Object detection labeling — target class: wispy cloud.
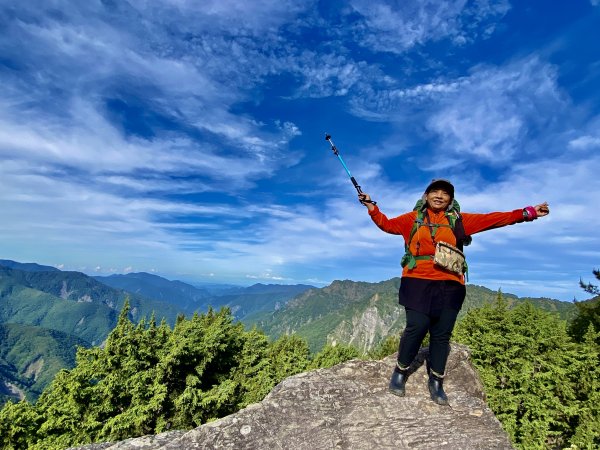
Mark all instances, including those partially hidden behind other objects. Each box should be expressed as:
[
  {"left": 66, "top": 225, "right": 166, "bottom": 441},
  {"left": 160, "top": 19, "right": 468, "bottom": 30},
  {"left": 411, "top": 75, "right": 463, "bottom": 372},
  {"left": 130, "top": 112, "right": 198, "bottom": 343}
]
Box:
[
  {"left": 349, "top": 56, "right": 569, "bottom": 168},
  {"left": 568, "top": 135, "right": 600, "bottom": 150},
  {"left": 346, "top": 0, "right": 510, "bottom": 53},
  {"left": 426, "top": 58, "right": 568, "bottom": 164}
]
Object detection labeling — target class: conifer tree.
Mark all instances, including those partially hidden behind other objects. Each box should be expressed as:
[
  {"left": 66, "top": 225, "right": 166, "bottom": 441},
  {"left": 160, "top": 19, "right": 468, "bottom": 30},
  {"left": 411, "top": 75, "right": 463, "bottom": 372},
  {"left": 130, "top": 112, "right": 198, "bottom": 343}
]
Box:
[
  {"left": 454, "top": 296, "right": 578, "bottom": 449},
  {"left": 228, "top": 327, "right": 273, "bottom": 408},
  {"left": 97, "top": 315, "right": 169, "bottom": 440},
  {"left": 568, "top": 325, "right": 600, "bottom": 448},
  {"left": 567, "top": 265, "right": 600, "bottom": 448},
  {"left": 579, "top": 268, "right": 600, "bottom": 296},
  {"left": 309, "top": 343, "right": 360, "bottom": 369},
  {"left": 160, "top": 307, "right": 247, "bottom": 429},
  {"left": 0, "top": 400, "right": 41, "bottom": 449},
  {"left": 27, "top": 299, "right": 172, "bottom": 446},
  {"left": 266, "top": 334, "right": 311, "bottom": 383},
  {"left": 367, "top": 335, "right": 399, "bottom": 360},
  {"left": 569, "top": 269, "right": 600, "bottom": 344}
]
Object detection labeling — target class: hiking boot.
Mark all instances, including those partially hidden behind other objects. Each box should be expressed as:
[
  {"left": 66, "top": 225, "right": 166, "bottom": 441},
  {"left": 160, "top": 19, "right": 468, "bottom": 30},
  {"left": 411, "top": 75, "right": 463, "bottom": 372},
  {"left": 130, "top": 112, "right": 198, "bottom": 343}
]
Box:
[
  {"left": 428, "top": 372, "right": 449, "bottom": 406},
  {"left": 389, "top": 366, "right": 409, "bottom": 397}
]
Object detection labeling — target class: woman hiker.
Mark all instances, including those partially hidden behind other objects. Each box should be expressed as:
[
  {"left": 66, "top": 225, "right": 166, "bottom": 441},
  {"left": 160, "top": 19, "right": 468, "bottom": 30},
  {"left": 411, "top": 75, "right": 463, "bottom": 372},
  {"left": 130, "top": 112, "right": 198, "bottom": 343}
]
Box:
[{"left": 358, "top": 179, "right": 550, "bottom": 405}]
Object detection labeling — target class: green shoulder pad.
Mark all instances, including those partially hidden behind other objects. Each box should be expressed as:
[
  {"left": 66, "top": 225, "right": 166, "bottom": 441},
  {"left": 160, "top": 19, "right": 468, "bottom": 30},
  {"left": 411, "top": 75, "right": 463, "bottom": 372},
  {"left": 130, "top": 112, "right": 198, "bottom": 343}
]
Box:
[
  {"left": 448, "top": 199, "right": 461, "bottom": 212},
  {"left": 413, "top": 198, "right": 425, "bottom": 211}
]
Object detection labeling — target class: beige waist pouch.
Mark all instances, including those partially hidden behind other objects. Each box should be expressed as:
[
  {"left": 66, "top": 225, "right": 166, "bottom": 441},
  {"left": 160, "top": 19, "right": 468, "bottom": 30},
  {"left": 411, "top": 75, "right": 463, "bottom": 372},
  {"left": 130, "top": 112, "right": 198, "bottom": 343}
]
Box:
[{"left": 433, "top": 241, "right": 466, "bottom": 275}]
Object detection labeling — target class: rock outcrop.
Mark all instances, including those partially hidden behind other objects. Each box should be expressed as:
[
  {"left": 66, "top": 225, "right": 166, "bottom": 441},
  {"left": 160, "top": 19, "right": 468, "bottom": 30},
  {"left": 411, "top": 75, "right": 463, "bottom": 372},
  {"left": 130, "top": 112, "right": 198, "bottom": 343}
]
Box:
[{"left": 70, "top": 344, "right": 514, "bottom": 449}]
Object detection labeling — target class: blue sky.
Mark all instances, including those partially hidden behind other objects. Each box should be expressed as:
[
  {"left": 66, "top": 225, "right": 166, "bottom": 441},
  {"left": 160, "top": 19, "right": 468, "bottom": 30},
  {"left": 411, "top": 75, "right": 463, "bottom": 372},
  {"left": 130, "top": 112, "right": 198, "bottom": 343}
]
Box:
[{"left": 1, "top": 1, "right": 599, "bottom": 301}]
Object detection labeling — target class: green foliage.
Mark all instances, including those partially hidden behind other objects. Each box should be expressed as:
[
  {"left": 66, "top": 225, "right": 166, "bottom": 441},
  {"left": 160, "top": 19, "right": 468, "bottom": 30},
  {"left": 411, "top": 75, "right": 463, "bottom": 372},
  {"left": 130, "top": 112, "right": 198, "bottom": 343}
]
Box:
[
  {"left": 0, "top": 400, "right": 41, "bottom": 450},
  {"left": 568, "top": 297, "right": 600, "bottom": 345},
  {"left": 454, "top": 293, "right": 599, "bottom": 449},
  {"left": 0, "top": 323, "right": 88, "bottom": 403},
  {"left": 163, "top": 307, "right": 247, "bottom": 429},
  {"left": 267, "top": 334, "right": 311, "bottom": 382},
  {"left": 309, "top": 344, "right": 360, "bottom": 370},
  {"left": 228, "top": 327, "right": 272, "bottom": 407},
  {"left": 0, "top": 303, "right": 321, "bottom": 449},
  {"left": 579, "top": 269, "right": 600, "bottom": 296},
  {"left": 567, "top": 326, "right": 600, "bottom": 448},
  {"left": 568, "top": 269, "right": 600, "bottom": 345},
  {"left": 366, "top": 335, "right": 399, "bottom": 360}
]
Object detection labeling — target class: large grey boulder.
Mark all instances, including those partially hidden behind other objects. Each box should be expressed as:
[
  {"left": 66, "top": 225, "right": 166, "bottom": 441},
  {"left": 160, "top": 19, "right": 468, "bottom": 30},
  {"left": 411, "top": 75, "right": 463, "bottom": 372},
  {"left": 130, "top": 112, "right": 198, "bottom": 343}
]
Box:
[{"left": 71, "top": 343, "right": 513, "bottom": 449}]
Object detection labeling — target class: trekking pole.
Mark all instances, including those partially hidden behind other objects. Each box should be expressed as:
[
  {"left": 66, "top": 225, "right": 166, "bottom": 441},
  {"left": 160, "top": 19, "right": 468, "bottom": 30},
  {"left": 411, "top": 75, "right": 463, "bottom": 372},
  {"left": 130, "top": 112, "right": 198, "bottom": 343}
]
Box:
[{"left": 325, "top": 133, "right": 376, "bottom": 204}]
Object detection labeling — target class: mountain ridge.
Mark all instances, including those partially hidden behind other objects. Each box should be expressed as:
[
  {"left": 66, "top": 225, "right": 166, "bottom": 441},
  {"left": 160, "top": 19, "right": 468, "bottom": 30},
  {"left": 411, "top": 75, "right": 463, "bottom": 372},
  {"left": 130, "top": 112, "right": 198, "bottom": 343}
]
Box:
[
  {"left": 0, "top": 259, "right": 578, "bottom": 405},
  {"left": 0, "top": 262, "right": 187, "bottom": 403},
  {"left": 94, "top": 272, "right": 213, "bottom": 312},
  {"left": 253, "top": 277, "right": 576, "bottom": 353}
]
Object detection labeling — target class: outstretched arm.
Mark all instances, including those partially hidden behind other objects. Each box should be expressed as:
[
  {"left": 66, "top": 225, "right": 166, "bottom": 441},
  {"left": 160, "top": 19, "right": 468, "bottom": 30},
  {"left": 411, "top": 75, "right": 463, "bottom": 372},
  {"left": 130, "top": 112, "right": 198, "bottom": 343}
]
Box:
[{"left": 462, "top": 202, "right": 550, "bottom": 235}]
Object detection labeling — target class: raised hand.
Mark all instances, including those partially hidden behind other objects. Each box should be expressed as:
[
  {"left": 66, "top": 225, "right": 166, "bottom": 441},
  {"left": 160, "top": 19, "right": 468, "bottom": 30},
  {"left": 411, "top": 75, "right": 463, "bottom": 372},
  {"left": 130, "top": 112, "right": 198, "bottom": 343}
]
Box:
[{"left": 534, "top": 202, "right": 550, "bottom": 217}]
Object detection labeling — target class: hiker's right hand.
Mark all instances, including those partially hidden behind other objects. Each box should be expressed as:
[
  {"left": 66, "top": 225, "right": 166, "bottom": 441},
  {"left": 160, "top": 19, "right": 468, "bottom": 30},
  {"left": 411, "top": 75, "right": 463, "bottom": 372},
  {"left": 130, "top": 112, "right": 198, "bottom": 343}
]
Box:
[{"left": 358, "top": 193, "right": 375, "bottom": 211}]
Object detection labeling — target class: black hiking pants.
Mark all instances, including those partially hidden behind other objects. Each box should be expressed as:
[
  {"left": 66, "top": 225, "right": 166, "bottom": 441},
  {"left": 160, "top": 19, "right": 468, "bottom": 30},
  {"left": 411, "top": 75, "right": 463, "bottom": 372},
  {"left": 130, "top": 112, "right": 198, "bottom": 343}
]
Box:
[{"left": 397, "top": 307, "right": 460, "bottom": 376}]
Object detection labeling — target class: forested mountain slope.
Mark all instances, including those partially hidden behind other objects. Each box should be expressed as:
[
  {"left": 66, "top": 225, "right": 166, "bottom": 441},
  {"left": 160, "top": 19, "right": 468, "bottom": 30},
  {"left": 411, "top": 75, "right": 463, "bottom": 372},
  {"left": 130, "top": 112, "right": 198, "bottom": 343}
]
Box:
[
  {"left": 252, "top": 278, "right": 577, "bottom": 352},
  {"left": 0, "top": 323, "right": 88, "bottom": 403}
]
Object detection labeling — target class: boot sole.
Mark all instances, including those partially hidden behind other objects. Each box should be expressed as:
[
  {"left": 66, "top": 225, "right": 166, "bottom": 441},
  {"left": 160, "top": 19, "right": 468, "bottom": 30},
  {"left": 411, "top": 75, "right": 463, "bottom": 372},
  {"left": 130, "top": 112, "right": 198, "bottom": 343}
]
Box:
[
  {"left": 388, "top": 386, "right": 406, "bottom": 397},
  {"left": 429, "top": 395, "right": 449, "bottom": 405}
]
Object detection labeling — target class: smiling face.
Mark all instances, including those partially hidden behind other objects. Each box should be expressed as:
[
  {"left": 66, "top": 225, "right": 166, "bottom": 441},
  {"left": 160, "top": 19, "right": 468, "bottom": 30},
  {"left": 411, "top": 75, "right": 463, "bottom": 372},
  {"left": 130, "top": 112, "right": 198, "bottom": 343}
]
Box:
[{"left": 426, "top": 189, "right": 452, "bottom": 212}]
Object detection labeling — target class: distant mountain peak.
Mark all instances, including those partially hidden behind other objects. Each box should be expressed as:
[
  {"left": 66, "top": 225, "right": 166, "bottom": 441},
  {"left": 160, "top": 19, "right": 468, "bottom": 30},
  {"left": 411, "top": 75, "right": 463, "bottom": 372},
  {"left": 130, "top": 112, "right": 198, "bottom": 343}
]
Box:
[{"left": 0, "top": 259, "right": 60, "bottom": 272}]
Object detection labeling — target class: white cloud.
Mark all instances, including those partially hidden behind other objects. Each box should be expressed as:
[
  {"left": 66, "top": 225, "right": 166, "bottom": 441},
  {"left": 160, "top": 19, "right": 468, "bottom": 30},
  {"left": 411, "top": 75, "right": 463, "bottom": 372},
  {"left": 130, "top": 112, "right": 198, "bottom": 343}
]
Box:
[
  {"left": 0, "top": 160, "right": 251, "bottom": 251},
  {"left": 349, "top": 0, "right": 467, "bottom": 52},
  {"left": 294, "top": 56, "right": 372, "bottom": 98},
  {"left": 568, "top": 135, "right": 600, "bottom": 150},
  {"left": 0, "top": 101, "right": 280, "bottom": 191},
  {"left": 128, "top": 0, "right": 312, "bottom": 33},
  {"left": 419, "top": 58, "right": 565, "bottom": 165},
  {"left": 347, "top": 0, "right": 510, "bottom": 53},
  {"left": 348, "top": 56, "right": 569, "bottom": 168},
  {"left": 0, "top": 1, "right": 304, "bottom": 186}
]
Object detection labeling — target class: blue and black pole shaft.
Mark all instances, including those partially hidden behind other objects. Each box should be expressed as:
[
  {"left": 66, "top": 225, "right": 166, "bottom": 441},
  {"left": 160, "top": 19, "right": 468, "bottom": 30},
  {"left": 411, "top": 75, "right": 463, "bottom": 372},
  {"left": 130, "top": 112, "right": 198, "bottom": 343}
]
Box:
[{"left": 325, "top": 133, "right": 376, "bottom": 205}]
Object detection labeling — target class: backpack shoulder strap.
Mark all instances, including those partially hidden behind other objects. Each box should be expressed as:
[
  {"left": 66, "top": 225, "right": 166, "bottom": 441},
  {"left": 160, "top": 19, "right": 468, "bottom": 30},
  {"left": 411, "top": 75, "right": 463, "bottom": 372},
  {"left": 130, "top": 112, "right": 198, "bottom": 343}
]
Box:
[
  {"left": 445, "top": 199, "right": 472, "bottom": 250},
  {"left": 405, "top": 198, "right": 429, "bottom": 247},
  {"left": 401, "top": 202, "right": 427, "bottom": 269},
  {"left": 445, "top": 212, "right": 472, "bottom": 251}
]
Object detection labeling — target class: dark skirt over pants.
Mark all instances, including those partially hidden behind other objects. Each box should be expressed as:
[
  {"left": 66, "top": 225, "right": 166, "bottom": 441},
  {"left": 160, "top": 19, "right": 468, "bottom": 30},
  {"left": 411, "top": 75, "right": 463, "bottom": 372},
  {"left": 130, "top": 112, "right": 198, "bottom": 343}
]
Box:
[{"left": 396, "top": 277, "right": 466, "bottom": 375}]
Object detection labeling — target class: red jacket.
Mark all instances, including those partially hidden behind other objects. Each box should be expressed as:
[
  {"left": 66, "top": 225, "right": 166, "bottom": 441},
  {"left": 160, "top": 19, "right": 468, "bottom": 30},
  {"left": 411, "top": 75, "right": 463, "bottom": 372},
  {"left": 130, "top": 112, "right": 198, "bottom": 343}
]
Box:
[{"left": 368, "top": 205, "right": 525, "bottom": 284}]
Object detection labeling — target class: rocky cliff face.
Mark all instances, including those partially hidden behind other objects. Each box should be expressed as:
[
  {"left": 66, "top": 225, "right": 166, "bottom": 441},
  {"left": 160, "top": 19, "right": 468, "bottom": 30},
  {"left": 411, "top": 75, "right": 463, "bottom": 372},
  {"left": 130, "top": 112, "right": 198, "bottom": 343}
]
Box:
[
  {"left": 70, "top": 344, "right": 514, "bottom": 450},
  {"left": 330, "top": 293, "right": 403, "bottom": 352}
]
